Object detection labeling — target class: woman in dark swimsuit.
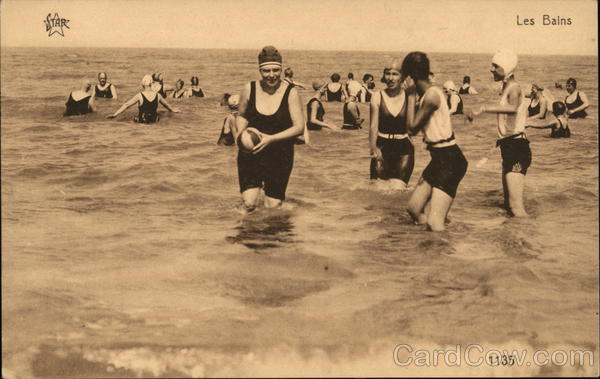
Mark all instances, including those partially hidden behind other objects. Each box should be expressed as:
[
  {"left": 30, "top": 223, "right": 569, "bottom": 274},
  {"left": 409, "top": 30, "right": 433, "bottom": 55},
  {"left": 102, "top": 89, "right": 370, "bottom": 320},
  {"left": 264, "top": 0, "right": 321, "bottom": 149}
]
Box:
[
  {"left": 325, "top": 73, "right": 345, "bottom": 102},
  {"left": 188, "top": 76, "right": 205, "bottom": 98},
  {"left": 107, "top": 75, "right": 179, "bottom": 123},
  {"left": 526, "top": 84, "right": 548, "bottom": 121},
  {"left": 369, "top": 59, "right": 414, "bottom": 187},
  {"left": 234, "top": 46, "right": 305, "bottom": 211},
  {"left": 564, "top": 78, "right": 589, "bottom": 119},
  {"left": 172, "top": 79, "right": 188, "bottom": 99},
  {"left": 64, "top": 80, "right": 95, "bottom": 116},
  {"left": 306, "top": 79, "right": 337, "bottom": 130}
]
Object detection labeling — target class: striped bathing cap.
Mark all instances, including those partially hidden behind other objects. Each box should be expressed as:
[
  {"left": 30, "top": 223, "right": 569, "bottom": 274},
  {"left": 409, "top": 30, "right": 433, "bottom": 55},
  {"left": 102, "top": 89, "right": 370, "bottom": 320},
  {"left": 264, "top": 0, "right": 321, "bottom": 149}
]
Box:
[{"left": 258, "top": 46, "right": 282, "bottom": 68}]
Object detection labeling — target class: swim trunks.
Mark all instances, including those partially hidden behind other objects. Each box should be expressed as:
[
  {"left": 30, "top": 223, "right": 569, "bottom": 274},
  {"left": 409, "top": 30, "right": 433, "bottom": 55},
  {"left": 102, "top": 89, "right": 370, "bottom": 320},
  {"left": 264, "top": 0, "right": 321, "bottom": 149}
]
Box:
[
  {"left": 497, "top": 135, "right": 531, "bottom": 175},
  {"left": 422, "top": 144, "right": 468, "bottom": 198}
]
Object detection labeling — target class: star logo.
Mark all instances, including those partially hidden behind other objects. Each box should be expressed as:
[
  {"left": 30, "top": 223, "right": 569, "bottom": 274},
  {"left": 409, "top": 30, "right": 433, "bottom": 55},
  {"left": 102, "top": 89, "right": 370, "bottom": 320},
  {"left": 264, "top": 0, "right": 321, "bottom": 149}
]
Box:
[{"left": 44, "top": 13, "right": 70, "bottom": 37}]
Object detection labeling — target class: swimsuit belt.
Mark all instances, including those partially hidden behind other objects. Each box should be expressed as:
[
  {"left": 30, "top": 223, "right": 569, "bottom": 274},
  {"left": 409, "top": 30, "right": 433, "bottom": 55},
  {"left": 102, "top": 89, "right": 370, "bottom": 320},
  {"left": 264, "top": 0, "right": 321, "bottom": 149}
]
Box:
[
  {"left": 378, "top": 132, "right": 409, "bottom": 140},
  {"left": 496, "top": 132, "right": 526, "bottom": 147},
  {"left": 425, "top": 132, "right": 455, "bottom": 147}
]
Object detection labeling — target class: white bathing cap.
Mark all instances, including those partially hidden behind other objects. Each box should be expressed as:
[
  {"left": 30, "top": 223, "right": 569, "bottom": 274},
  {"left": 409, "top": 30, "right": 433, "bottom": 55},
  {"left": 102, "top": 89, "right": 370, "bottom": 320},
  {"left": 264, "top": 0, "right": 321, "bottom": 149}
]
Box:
[
  {"left": 443, "top": 80, "right": 456, "bottom": 91},
  {"left": 141, "top": 74, "right": 153, "bottom": 86},
  {"left": 492, "top": 49, "right": 518, "bottom": 80}
]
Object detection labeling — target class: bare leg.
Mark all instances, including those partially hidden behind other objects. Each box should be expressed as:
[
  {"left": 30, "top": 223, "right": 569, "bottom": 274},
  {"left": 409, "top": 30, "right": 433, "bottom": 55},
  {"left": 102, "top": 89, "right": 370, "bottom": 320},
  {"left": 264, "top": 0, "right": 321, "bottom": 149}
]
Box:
[
  {"left": 502, "top": 172, "right": 509, "bottom": 210},
  {"left": 397, "top": 153, "right": 415, "bottom": 185},
  {"left": 264, "top": 195, "right": 283, "bottom": 208},
  {"left": 427, "top": 188, "right": 454, "bottom": 231},
  {"left": 241, "top": 188, "right": 261, "bottom": 213},
  {"left": 504, "top": 172, "right": 528, "bottom": 217},
  {"left": 407, "top": 177, "right": 432, "bottom": 224}
]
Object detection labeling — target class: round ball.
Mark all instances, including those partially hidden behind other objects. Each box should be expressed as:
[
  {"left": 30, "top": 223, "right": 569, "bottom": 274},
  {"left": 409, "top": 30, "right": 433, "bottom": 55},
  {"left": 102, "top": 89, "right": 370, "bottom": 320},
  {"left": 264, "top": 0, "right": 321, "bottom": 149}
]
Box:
[{"left": 239, "top": 129, "right": 261, "bottom": 151}]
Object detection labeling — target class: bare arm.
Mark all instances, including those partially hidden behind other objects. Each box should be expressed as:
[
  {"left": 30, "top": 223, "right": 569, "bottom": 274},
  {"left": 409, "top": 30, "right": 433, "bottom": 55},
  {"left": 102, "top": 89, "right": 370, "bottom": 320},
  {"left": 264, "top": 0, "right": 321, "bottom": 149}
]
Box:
[
  {"left": 526, "top": 117, "right": 558, "bottom": 129},
  {"left": 449, "top": 94, "right": 459, "bottom": 114},
  {"left": 468, "top": 83, "right": 521, "bottom": 120},
  {"left": 309, "top": 100, "right": 337, "bottom": 129},
  {"left": 110, "top": 84, "right": 118, "bottom": 100},
  {"left": 369, "top": 91, "right": 382, "bottom": 158},
  {"left": 234, "top": 84, "right": 252, "bottom": 144},
  {"left": 88, "top": 89, "right": 96, "bottom": 112},
  {"left": 527, "top": 98, "right": 548, "bottom": 122},
  {"left": 158, "top": 95, "right": 179, "bottom": 112},
  {"left": 568, "top": 91, "right": 589, "bottom": 115},
  {"left": 107, "top": 94, "right": 141, "bottom": 118},
  {"left": 469, "top": 87, "right": 478, "bottom": 95}
]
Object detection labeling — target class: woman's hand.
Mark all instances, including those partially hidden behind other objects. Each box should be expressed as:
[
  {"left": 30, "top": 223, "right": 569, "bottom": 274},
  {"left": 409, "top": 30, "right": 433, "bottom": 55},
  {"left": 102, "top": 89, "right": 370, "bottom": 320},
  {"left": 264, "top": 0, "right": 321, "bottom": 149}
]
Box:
[
  {"left": 250, "top": 129, "right": 271, "bottom": 154},
  {"left": 106, "top": 114, "right": 116, "bottom": 119},
  {"left": 370, "top": 146, "right": 383, "bottom": 161}
]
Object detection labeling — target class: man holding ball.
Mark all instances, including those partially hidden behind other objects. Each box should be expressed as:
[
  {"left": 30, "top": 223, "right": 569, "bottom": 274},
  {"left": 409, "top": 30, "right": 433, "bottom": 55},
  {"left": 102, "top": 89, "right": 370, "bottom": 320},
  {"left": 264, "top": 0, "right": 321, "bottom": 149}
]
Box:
[{"left": 233, "top": 46, "right": 305, "bottom": 212}]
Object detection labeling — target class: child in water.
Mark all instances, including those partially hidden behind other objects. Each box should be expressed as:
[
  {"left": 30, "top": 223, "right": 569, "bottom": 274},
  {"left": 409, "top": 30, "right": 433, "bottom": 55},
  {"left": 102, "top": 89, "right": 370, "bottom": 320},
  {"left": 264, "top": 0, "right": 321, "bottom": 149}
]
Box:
[
  {"left": 217, "top": 95, "right": 240, "bottom": 146},
  {"left": 526, "top": 101, "right": 570, "bottom": 138}
]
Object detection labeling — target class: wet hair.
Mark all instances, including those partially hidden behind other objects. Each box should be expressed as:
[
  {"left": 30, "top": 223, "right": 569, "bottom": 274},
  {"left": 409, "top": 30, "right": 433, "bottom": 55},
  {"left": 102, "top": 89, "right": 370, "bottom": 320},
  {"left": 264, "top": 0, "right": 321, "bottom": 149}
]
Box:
[
  {"left": 401, "top": 52, "right": 430, "bottom": 81},
  {"left": 330, "top": 73, "right": 341, "bottom": 82},
  {"left": 463, "top": 76, "right": 470, "bottom": 83},
  {"left": 348, "top": 73, "right": 354, "bottom": 79},
  {"left": 190, "top": 76, "right": 199, "bottom": 85},
  {"left": 552, "top": 101, "right": 566, "bottom": 116},
  {"left": 566, "top": 78, "right": 577, "bottom": 88},
  {"left": 362, "top": 73, "right": 373, "bottom": 82}
]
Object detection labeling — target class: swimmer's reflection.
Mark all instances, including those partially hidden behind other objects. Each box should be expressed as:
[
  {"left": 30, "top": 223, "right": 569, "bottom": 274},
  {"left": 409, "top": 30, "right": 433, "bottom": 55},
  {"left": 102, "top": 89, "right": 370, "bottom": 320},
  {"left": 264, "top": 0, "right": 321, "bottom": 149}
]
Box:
[{"left": 226, "top": 212, "right": 295, "bottom": 252}]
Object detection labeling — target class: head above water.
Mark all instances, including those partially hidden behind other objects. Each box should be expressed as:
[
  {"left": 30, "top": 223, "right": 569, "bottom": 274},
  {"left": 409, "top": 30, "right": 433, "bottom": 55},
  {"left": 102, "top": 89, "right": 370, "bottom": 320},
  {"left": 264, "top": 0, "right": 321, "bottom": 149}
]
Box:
[
  {"left": 330, "top": 73, "right": 341, "bottom": 82},
  {"left": 348, "top": 72, "right": 354, "bottom": 80},
  {"left": 141, "top": 74, "right": 153, "bottom": 87},
  {"left": 552, "top": 101, "right": 566, "bottom": 116},
  {"left": 566, "top": 78, "right": 577, "bottom": 93},
  {"left": 443, "top": 80, "right": 456, "bottom": 92},
  {"left": 190, "top": 76, "right": 199, "bottom": 86},
  {"left": 463, "top": 76, "right": 470, "bottom": 84},
  {"left": 152, "top": 73, "right": 164, "bottom": 83},
  {"left": 401, "top": 52, "right": 430, "bottom": 81},
  {"left": 227, "top": 94, "right": 240, "bottom": 110},
  {"left": 491, "top": 49, "right": 518, "bottom": 81},
  {"left": 312, "top": 79, "right": 325, "bottom": 91},
  {"left": 362, "top": 73, "right": 374, "bottom": 83},
  {"left": 284, "top": 68, "right": 293, "bottom": 78},
  {"left": 176, "top": 79, "right": 184, "bottom": 90},
  {"left": 98, "top": 72, "right": 107, "bottom": 84}
]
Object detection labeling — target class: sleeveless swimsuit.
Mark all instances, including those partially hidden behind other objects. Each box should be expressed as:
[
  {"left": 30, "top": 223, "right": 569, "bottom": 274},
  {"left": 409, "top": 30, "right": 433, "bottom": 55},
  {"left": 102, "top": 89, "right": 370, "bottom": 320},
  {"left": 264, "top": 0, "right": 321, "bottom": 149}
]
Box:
[
  {"left": 136, "top": 93, "right": 159, "bottom": 124},
  {"left": 237, "top": 81, "right": 295, "bottom": 200},
  {"left": 95, "top": 84, "right": 113, "bottom": 98},
  {"left": 172, "top": 89, "right": 185, "bottom": 99},
  {"left": 306, "top": 97, "right": 325, "bottom": 130},
  {"left": 418, "top": 87, "right": 468, "bottom": 198},
  {"left": 370, "top": 91, "right": 415, "bottom": 182},
  {"left": 458, "top": 85, "right": 469, "bottom": 95},
  {"left": 342, "top": 102, "right": 361, "bottom": 129},
  {"left": 191, "top": 88, "right": 204, "bottom": 97},
  {"left": 64, "top": 93, "right": 92, "bottom": 116},
  {"left": 446, "top": 94, "right": 464, "bottom": 115},
  {"left": 565, "top": 91, "right": 587, "bottom": 119},
  {"left": 217, "top": 114, "right": 235, "bottom": 146},
  {"left": 326, "top": 84, "right": 343, "bottom": 102}
]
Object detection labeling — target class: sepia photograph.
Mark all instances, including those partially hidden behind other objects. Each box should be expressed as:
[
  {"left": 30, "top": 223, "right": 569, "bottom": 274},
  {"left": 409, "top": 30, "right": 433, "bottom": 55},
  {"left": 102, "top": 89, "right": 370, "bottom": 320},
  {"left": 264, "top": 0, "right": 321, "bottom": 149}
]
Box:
[{"left": 1, "top": 0, "right": 598, "bottom": 377}]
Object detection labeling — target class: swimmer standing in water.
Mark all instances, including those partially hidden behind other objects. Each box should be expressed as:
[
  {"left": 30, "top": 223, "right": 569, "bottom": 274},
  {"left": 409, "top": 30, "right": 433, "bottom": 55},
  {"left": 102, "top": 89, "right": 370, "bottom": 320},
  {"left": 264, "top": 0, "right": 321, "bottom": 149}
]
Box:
[
  {"left": 283, "top": 68, "right": 307, "bottom": 89},
  {"left": 526, "top": 101, "right": 571, "bottom": 138},
  {"left": 64, "top": 79, "right": 95, "bottom": 116},
  {"left": 467, "top": 49, "right": 530, "bottom": 217},
  {"left": 234, "top": 46, "right": 305, "bottom": 212},
  {"left": 217, "top": 95, "right": 240, "bottom": 145},
  {"left": 306, "top": 79, "right": 338, "bottom": 130},
  {"left": 442, "top": 81, "right": 464, "bottom": 115},
  {"left": 564, "top": 78, "right": 589, "bottom": 119},
  {"left": 107, "top": 75, "right": 179, "bottom": 123},
  {"left": 369, "top": 59, "right": 414, "bottom": 188},
  {"left": 403, "top": 52, "right": 468, "bottom": 231},
  {"left": 95, "top": 72, "right": 118, "bottom": 99}
]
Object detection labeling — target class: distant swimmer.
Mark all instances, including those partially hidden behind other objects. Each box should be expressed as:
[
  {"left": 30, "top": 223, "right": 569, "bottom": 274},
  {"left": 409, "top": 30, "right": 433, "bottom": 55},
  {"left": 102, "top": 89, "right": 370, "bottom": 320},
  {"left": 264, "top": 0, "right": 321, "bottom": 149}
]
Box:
[
  {"left": 283, "top": 68, "right": 307, "bottom": 89},
  {"left": 458, "top": 76, "right": 478, "bottom": 95},
  {"left": 325, "top": 73, "right": 345, "bottom": 102},
  {"left": 442, "top": 81, "right": 464, "bottom": 115},
  {"left": 306, "top": 79, "right": 338, "bottom": 130},
  {"left": 526, "top": 84, "right": 548, "bottom": 121},
  {"left": 95, "top": 72, "right": 118, "bottom": 99},
  {"left": 64, "top": 79, "right": 95, "bottom": 116},
  {"left": 428, "top": 71, "right": 436, "bottom": 84},
  {"left": 342, "top": 96, "right": 363, "bottom": 129},
  {"left": 467, "top": 49, "right": 530, "bottom": 217},
  {"left": 217, "top": 94, "right": 240, "bottom": 146},
  {"left": 564, "top": 78, "right": 589, "bottom": 119},
  {"left": 234, "top": 46, "right": 305, "bottom": 211},
  {"left": 345, "top": 72, "right": 363, "bottom": 99},
  {"left": 189, "top": 76, "right": 205, "bottom": 98},
  {"left": 526, "top": 101, "right": 571, "bottom": 138},
  {"left": 358, "top": 73, "right": 375, "bottom": 103},
  {"left": 368, "top": 59, "right": 414, "bottom": 187},
  {"left": 107, "top": 74, "right": 179, "bottom": 123},
  {"left": 403, "top": 52, "right": 468, "bottom": 231},
  {"left": 172, "top": 79, "right": 189, "bottom": 99},
  {"left": 220, "top": 93, "right": 232, "bottom": 106}
]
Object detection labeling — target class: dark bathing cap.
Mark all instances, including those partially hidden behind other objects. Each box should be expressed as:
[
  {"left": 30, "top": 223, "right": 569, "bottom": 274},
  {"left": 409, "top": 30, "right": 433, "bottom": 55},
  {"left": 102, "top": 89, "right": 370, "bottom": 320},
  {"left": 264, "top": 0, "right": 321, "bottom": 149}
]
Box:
[{"left": 258, "top": 46, "right": 282, "bottom": 68}]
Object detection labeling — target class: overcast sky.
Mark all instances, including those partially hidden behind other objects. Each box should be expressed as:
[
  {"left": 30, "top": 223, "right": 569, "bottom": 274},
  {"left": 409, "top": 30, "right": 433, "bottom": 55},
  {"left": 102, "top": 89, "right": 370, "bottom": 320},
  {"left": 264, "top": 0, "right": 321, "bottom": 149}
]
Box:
[{"left": 1, "top": 0, "right": 597, "bottom": 55}]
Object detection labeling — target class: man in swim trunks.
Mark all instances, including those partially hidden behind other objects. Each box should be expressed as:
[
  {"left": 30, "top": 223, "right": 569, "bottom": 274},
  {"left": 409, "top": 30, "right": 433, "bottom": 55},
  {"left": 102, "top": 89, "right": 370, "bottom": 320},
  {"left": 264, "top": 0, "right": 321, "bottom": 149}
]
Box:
[
  {"left": 95, "top": 72, "right": 118, "bottom": 99},
  {"left": 234, "top": 46, "right": 305, "bottom": 211},
  {"left": 467, "top": 49, "right": 530, "bottom": 217}
]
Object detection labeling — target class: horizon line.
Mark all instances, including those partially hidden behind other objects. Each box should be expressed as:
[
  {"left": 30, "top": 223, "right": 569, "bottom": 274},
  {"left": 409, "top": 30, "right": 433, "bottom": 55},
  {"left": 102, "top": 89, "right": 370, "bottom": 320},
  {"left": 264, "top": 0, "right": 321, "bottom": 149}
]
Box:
[{"left": 1, "top": 45, "right": 597, "bottom": 57}]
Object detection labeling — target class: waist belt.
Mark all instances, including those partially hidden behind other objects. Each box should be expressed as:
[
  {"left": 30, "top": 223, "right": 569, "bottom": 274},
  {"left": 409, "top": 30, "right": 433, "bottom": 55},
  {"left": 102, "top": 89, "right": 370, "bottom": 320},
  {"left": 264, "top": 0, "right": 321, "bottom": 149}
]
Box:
[
  {"left": 496, "top": 132, "right": 526, "bottom": 147},
  {"left": 378, "top": 132, "right": 409, "bottom": 140},
  {"left": 425, "top": 132, "right": 455, "bottom": 149}
]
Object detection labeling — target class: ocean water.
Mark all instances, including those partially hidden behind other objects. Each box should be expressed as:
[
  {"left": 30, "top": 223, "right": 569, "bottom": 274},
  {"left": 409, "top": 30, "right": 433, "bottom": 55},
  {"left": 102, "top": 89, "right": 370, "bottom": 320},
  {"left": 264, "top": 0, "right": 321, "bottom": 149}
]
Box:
[{"left": 1, "top": 47, "right": 598, "bottom": 377}]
